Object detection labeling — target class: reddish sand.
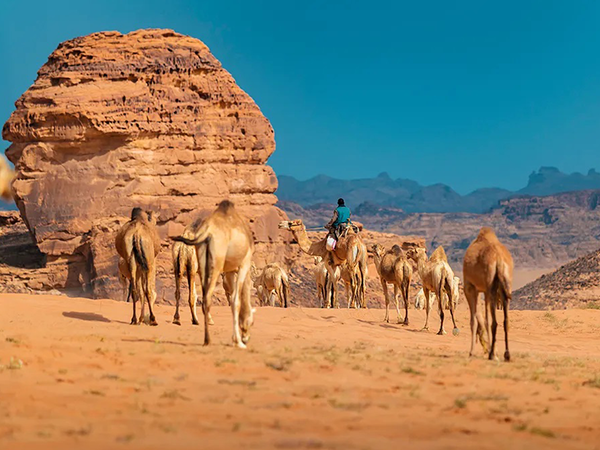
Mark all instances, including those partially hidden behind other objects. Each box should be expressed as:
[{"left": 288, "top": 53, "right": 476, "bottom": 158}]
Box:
[{"left": 1, "top": 294, "right": 600, "bottom": 450}]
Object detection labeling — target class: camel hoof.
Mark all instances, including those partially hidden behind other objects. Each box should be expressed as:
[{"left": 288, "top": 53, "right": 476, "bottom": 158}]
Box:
[
  {"left": 452, "top": 327, "right": 460, "bottom": 336},
  {"left": 420, "top": 327, "right": 429, "bottom": 332},
  {"left": 173, "top": 318, "right": 181, "bottom": 326},
  {"left": 235, "top": 341, "right": 247, "bottom": 349},
  {"left": 437, "top": 330, "right": 447, "bottom": 336},
  {"left": 208, "top": 319, "right": 215, "bottom": 326},
  {"left": 130, "top": 318, "right": 137, "bottom": 325},
  {"left": 504, "top": 351, "right": 511, "bottom": 362},
  {"left": 150, "top": 319, "right": 158, "bottom": 327}
]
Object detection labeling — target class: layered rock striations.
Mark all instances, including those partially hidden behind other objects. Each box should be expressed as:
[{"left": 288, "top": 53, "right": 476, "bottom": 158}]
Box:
[{"left": 2, "top": 29, "right": 286, "bottom": 298}]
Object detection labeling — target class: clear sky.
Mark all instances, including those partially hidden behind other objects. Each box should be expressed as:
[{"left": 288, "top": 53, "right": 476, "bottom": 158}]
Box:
[{"left": 1, "top": 0, "right": 599, "bottom": 194}]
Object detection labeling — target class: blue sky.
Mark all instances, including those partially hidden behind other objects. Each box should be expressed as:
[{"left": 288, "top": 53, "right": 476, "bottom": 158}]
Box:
[{"left": 1, "top": 0, "right": 599, "bottom": 194}]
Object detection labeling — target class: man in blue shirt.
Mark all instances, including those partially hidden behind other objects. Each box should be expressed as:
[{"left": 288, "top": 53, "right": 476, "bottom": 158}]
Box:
[{"left": 326, "top": 198, "right": 352, "bottom": 238}]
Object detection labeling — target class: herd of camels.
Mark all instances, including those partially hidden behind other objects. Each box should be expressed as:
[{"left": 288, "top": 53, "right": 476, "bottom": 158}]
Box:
[{"left": 115, "top": 200, "right": 513, "bottom": 361}]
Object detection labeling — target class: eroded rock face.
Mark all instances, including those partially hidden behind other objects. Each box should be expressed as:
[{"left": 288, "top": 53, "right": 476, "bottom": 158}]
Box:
[{"left": 2, "top": 29, "right": 287, "bottom": 298}]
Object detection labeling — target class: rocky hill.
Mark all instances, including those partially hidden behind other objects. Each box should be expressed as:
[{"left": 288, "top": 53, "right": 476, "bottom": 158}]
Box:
[
  {"left": 280, "top": 189, "right": 600, "bottom": 270},
  {"left": 277, "top": 167, "right": 600, "bottom": 214},
  {"left": 513, "top": 248, "right": 600, "bottom": 310}
]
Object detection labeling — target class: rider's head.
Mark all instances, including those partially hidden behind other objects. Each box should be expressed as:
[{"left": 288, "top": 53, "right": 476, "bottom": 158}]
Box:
[{"left": 337, "top": 198, "right": 345, "bottom": 206}]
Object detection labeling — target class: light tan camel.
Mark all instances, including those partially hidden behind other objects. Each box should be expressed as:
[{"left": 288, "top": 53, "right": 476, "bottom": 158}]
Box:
[
  {"left": 278, "top": 219, "right": 366, "bottom": 309},
  {"left": 407, "top": 246, "right": 459, "bottom": 335},
  {"left": 115, "top": 208, "right": 161, "bottom": 325},
  {"left": 173, "top": 200, "right": 255, "bottom": 348},
  {"left": 0, "top": 156, "right": 14, "bottom": 201},
  {"left": 463, "top": 227, "right": 513, "bottom": 361},
  {"left": 255, "top": 263, "right": 289, "bottom": 307},
  {"left": 313, "top": 256, "right": 330, "bottom": 308},
  {"left": 371, "top": 244, "right": 412, "bottom": 324},
  {"left": 415, "top": 276, "right": 460, "bottom": 311},
  {"left": 172, "top": 240, "right": 218, "bottom": 326}
]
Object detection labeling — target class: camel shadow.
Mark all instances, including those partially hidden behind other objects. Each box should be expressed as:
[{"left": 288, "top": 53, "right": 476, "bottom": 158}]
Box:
[
  {"left": 357, "top": 318, "right": 403, "bottom": 330},
  {"left": 63, "top": 311, "right": 111, "bottom": 323},
  {"left": 121, "top": 337, "right": 201, "bottom": 347}
]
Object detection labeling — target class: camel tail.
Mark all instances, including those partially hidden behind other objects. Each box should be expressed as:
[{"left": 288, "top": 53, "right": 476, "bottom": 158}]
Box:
[
  {"left": 444, "top": 272, "right": 454, "bottom": 310},
  {"left": 402, "top": 264, "right": 411, "bottom": 303},
  {"left": 494, "top": 261, "right": 512, "bottom": 310},
  {"left": 132, "top": 235, "right": 148, "bottom": 272},
  {"left": 202, "top": 236, "right": 214, "bottom": 294},
  {"left": 172, "top": 224, "right": 210, "bottom": 246}
]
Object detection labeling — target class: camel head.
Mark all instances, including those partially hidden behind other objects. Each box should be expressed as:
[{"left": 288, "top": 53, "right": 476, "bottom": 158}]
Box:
[
  {"left": 240, "top": 307, "right": 256, "bottom": 345},
  {"left": 278, "top": 219, "right": 304, "bottom": 231},
  {"left": 369, "top": 244, "right": 385, "bottom": 258},
  {"left": 406, "top": 246, "right": 427, "bottom": 262}
]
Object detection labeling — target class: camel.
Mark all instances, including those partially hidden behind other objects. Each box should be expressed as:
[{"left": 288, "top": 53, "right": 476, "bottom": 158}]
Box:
[
  {"left": 0, "top": 156, "right": 14, "bottom": 201},
  {"left": 463, "top": 227, "right": 513, "bottom": 362},
  {"left": 371, "top": 244, "right": 412, "bottom": 324},
  {"left": 172, "top": 240, "right": 218, "bottom": 326},
  {"left": 406, "top": 246, "right": 459, "bottom": 335},
  {"left": 313, "top": 256, "right": 330, "bottom": 308},
  {"left": 173, "top": 200, "right": 255, "bottom": 348},
  {"left": 115, "top": 208, "right": 161, "bottom": 326},
  {"left": 415, "top": 276, "right": 460, "bottom": 311},
  {"left": 252, "top": 263, "right": 289, "bottom": 307},
  {"left": 278, "top": 219, "right": 366, "bottom": 309}
]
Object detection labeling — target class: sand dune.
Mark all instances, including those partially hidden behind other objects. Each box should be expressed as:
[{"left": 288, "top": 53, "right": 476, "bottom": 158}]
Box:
[{"left": 1, "top": 294, "right": 600, "bottom": 449}]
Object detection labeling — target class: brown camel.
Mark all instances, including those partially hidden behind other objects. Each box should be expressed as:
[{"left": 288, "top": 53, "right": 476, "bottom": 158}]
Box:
[
  {"left": 463, "top": 227, "right": 513, "bottom": 361},
  {"left": 278, "top": 219, "right": 366, "bottom": 309},
  {"left": 407, "top": 246, "right": 459, "bottom": 335},
  {"left": 371, "top": 244, "right": 412, "bottom": 324},
  {"left": 115, "top": 208, "right": 161, "bottom": 325},
  {"left": 173, "top": 200, "right": 255, "bottom": 348}
]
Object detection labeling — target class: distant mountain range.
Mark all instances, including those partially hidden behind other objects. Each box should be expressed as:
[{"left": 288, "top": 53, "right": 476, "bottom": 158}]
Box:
[{"left": 277, "top": 167, "right": 600, "bottom": 213}]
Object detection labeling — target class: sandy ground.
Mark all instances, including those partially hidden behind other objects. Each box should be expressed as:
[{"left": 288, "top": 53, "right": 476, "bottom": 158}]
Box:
[{"left": 1, "top": 295, "right": 600, "bottom": 450}]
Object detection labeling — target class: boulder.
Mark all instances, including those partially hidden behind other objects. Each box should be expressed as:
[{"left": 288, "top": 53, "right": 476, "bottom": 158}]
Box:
[{"left": 2, "top": 29, "right": 288, "bottom": 299}]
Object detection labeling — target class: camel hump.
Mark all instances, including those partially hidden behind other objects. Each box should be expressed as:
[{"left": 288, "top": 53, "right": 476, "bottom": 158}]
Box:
[
  {"left": 478, "top": 227, "right": 498, "bottom": 241},
  {"left": 430, "top": 245, "right": 447, "bottom": 263},
  {"left": 390, "top": 244, "right": 402, "bottom": 256},
  {"left": 131, "top": 207, "right": 144, "bottom": 220},
  {"left": 217, "top": 200, "right": 235, "bottom": 212}
]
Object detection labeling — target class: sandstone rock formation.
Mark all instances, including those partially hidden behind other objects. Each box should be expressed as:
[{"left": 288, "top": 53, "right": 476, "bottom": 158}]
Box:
[{"left": 2, "top": 29, "right": 287, "bottom": 299}]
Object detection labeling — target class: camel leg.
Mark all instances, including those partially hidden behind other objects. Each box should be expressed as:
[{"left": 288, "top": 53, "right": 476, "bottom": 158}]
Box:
[
  {"left": 393, "top": 284, "right": 402, "bottom": 324},
  {"left": 422, "top": 288, "right": 431, "bottom": 331},
  {"left": 464, "top": 283, "right": 479, "bottom": 356},
  {"left": 144, "top": 272, "right": 158, "bottom": 327},
  {"left": 187, "top": 271, "right": 202, "bottom": 325},
  {"left": 436, "top": 291, "right": 447, "bottom": 335},
  {"left": 402, "top": 282, "right": 409, "bottom": 326},
  {"left": 502, "top": 293, "right": 510, "bottom": 362},
  {"left": 173, "top": 271, "right": 182, "bottom": 325},
  {"left": 231, "top": 257, "right": 251, "bottom": 349},
  {"left": 382, "top": 280, "right": 390, "bottom": 323},
  {"left": 447, "top": 277, "right": 460, "bottom": 336},
  {"left": 137, "top": 275, "right": 146, "bottom": 325},
  {"left": 202, "top": 268, "right": 220, "bottom": 346},
  {"left": 489, "top": 289, "right": 499, "bottom": 361}
]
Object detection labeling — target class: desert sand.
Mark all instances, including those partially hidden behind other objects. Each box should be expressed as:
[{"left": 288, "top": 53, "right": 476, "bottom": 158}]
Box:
[{"left": 1, "top": 294, "right": 600, "bottom": 450}]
